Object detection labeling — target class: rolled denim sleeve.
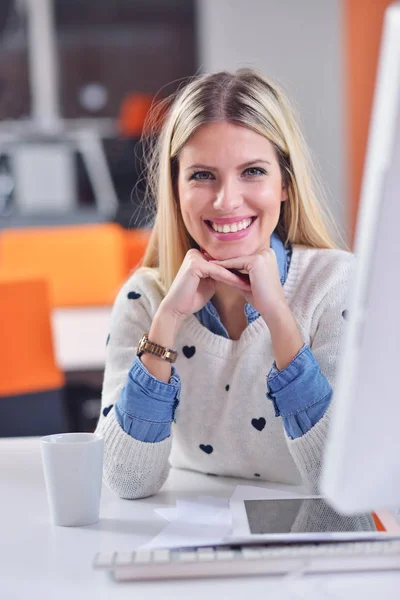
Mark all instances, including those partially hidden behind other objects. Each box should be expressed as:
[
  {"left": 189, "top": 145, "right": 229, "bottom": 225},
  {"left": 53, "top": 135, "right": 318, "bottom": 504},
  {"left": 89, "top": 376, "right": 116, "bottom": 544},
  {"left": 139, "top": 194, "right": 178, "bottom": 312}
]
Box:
[
  {"left": 266, "top": 344, "right": 332, "bottom": 440},
  {"left": 114, "top": 357, "right": 181, "bottom": 443}
]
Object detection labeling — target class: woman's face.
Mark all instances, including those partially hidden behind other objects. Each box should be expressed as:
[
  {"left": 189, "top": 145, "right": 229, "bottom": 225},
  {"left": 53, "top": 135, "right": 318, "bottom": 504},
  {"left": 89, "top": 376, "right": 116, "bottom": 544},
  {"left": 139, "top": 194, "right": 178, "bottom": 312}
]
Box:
[{"left": 177, "top": 121, "right": 288, "bottom": 260}]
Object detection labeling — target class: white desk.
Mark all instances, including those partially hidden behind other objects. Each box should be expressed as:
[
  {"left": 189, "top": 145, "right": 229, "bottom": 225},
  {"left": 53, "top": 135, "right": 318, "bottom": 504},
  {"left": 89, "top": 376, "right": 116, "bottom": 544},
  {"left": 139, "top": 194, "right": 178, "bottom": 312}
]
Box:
[
  {"left": 52, "top": 307, "right": 111, "bottom": 371},
  {"left": 1, "top": 437, "right": 399, "bottom": 600}
]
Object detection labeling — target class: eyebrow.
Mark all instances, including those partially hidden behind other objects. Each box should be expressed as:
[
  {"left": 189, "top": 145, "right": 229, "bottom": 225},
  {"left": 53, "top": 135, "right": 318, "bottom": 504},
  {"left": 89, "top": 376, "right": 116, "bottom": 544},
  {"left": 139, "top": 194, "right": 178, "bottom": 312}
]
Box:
[{"left": 185, "top": 159, "right": 271, "bottom": 171}]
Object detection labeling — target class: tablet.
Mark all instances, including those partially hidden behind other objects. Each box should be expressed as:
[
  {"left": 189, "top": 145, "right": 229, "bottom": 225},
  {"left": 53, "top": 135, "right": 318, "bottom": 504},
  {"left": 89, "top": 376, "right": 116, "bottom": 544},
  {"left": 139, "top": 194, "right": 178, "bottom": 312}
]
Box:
[{"left": 230, "top": 496, "right": 400, "bottom": 543}]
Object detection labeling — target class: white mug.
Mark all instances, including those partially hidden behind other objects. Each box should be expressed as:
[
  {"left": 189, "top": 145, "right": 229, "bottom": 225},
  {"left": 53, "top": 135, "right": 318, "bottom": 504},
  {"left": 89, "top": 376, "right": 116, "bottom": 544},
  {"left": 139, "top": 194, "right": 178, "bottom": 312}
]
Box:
[{"left": 40, "top": 432, "right": 104, "bottom": 527}]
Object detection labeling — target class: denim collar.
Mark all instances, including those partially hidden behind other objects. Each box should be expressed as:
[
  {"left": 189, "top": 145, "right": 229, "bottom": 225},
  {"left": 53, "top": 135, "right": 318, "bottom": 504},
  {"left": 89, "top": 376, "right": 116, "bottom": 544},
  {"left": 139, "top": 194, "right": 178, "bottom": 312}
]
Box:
[
  {"left": 196, "top": 231, "right": 291, "bottom": 337},
  {"left": 271, "top": 230, "right": 289, "bottom": 285}
]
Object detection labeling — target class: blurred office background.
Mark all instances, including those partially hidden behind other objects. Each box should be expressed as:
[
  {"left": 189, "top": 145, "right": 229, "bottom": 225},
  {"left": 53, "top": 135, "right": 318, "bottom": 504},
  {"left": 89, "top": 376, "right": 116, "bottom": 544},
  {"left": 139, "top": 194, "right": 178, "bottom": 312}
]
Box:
[{"left": 0, "top": 0, "right": 393, "bottom": 436}]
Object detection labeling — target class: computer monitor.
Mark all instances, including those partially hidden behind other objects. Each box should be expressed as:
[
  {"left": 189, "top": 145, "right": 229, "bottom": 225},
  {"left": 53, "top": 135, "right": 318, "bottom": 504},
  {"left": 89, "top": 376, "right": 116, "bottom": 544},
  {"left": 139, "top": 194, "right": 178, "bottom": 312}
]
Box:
[{"left": 321, "top": 2, "right": 400, "bottom": 514}]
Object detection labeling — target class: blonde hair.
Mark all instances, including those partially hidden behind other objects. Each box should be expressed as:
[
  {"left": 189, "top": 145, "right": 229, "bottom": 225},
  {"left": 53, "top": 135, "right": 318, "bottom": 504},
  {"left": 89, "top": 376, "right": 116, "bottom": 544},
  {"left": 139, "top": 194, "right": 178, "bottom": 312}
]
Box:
[{"left": 140, "top": 68, "right": 341, "bottom": 290}]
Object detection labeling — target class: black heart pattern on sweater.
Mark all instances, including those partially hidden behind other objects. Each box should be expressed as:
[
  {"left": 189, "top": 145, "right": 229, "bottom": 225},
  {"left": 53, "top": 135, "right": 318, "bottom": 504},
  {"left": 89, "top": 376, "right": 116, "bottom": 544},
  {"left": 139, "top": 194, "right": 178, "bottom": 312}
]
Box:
[
  {"left": 183, "top": 345, "right": 196, "bottom": 359},
  {"left": 251, "top": 417, "right": 266, "bottom": 431},
  {"left": 103, "top": 404, "right": 113, "bottom": 417},
  {"left": 199, "top": 444, "right": 213, "bottom": 454},
  {"left": 225, "top": 384, "right": 230, "bottom": 391},
  {"left": 127, "top": 291, "right": 141, "bottom": 300},
  {"left": 254, "top": 473, "right": 261, "bottom": 477},
  {"left": 342, "top": 309, "right": 348, "bottom": 320}
]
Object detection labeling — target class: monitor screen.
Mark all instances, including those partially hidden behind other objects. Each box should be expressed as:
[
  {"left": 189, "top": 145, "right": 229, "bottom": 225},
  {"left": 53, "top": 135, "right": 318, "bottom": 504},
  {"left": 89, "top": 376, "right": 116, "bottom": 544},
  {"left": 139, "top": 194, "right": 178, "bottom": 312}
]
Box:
[{"left": 321, "top": 3, "right": 400, "bottom": 514}]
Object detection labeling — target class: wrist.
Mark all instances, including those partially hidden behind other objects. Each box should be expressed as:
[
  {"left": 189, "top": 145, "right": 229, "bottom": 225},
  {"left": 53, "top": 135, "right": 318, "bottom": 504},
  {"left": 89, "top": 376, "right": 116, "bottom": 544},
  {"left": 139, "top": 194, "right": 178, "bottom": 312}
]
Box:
[
  {"left": 264, "top": 304, "right": 303, "bottom": 371},
  {"left": 150, "top": 302, "right": 185, "bottom": 347},
  {"left": 261, "top": 299, "right": 290, "bottom": 331},
  {"left": 139, "top": 304, "right": 182, "bottom": 382}
]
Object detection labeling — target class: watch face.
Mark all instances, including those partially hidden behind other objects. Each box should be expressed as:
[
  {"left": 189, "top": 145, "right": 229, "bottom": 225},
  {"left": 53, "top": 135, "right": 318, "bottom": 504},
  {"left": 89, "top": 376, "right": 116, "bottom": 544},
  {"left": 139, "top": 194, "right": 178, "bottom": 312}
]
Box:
[{"left": 138, "top": 335, "right": 147, "bottom": 353}]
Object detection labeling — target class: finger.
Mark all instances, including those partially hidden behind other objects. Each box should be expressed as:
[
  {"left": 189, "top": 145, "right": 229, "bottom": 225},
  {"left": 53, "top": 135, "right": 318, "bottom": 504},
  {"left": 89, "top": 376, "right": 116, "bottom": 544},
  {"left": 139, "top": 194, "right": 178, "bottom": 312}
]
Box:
[
  {"left": 189, "top": 251, "right": 251, "bottom": 290},
  {"left": 199, "top": 248, "right": 215, "bottom": 261},
  {"left": 209, "top": 257, "right": 252, "bottom": 270},
  {"left": 211, "top": 272, "right": 251, "bottom": 291},
  {"left": 228, "top": 268, "right": 250, "bottom": 283},
  {"left": 205, "top": 265, "right": 251, "bottom": 291}
]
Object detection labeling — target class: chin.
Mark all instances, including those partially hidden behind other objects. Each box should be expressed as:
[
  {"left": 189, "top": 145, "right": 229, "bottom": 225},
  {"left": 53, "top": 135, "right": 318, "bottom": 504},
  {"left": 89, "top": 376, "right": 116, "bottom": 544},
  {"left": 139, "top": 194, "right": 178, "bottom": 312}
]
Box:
[{"left": 207, "top": 243, "right": 257, "bottom": 261}]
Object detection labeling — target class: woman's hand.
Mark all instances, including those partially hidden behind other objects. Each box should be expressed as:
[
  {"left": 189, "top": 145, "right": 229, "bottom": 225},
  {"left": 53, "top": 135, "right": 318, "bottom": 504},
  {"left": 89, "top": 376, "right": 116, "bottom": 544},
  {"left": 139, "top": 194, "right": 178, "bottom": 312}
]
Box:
[
  {"left": 144, "top": 249, "right": 249, "bottom": 382},
  {"left": 209, "top": 248, "right": 286, "bottom": 323},
  {"left": 160, "top": 248, "right": 251, "bottom": 321},
  {"left": 210, "top": 249, "right": 304, "bottom": 370}
]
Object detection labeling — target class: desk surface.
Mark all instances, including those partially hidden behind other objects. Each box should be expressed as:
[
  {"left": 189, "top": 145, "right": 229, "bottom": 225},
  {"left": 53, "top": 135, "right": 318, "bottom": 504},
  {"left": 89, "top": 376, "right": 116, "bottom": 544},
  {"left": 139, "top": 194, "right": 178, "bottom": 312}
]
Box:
[{"left": 1, "top": 437, "right": 399, "bottom": 600}]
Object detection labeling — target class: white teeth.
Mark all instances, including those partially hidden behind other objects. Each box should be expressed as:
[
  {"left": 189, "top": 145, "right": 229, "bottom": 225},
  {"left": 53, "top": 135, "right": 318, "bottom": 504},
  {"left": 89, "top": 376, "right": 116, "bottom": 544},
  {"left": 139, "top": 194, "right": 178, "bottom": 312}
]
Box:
[{"left": 210, "top": 218, "right": 253, "bottom": 234}]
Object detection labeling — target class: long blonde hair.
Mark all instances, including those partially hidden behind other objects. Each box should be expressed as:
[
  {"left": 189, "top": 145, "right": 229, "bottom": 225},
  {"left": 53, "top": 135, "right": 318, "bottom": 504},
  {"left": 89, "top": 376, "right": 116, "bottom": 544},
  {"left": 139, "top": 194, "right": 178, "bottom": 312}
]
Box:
[{"left": 140, "top": 69, "right": 340, "bottom": 290}]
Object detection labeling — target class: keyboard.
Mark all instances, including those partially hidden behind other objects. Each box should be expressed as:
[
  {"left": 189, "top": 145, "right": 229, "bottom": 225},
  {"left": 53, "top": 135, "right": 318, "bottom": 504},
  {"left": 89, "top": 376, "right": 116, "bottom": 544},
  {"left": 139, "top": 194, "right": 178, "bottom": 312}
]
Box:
[{"left": 93, "top": 539, "right": 400, "bottom": 581}]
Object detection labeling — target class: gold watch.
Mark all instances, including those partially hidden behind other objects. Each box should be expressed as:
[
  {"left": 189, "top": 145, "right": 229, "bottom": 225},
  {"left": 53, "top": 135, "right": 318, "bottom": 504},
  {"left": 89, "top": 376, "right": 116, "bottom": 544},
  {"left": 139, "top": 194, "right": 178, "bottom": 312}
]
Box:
[{"left": 137, "top": 333, "right": 178, "bottom": 364}]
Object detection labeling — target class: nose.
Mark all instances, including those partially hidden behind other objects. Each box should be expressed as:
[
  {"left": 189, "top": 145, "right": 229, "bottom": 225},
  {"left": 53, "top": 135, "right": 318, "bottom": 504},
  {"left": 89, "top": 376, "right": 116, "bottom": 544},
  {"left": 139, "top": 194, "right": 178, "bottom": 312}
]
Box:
[{"left": 213, "top": 177, "right": 243, "bottom": 213}]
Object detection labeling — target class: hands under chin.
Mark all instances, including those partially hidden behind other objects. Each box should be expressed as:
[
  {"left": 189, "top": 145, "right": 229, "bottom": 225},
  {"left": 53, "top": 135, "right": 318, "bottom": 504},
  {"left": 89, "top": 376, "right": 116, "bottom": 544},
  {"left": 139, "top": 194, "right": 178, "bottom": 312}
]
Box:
[
  {"left": 201, "top": 248, "right": 304, "bottom": 369},
  {"left": 204, "top": 248, "right": 288, "bottom": 324}
]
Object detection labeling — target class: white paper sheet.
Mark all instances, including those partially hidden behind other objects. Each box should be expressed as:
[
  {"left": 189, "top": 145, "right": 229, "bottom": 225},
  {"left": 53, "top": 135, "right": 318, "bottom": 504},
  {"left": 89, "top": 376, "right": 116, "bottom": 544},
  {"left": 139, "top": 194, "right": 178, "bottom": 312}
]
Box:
[
  {"left": 155, "top": 507, "right": 179, "bottom": 521},
  {"left": 143, "top": 494, "right": 232, "bottom": 549},
  {"left": 143, "top": 521, "right": 232, "bottom": 549}
]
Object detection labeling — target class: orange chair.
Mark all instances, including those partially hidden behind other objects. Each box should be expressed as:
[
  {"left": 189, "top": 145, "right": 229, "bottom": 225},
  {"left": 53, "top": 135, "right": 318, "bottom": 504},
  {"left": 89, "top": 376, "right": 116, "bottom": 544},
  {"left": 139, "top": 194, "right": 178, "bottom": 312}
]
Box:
[
  {"left": 124, "top": 228, "right": 151, "bottom": 274},
  {"left": 0, "top": 275, "right": 67, "bottom": 437},
  {"left": 0, "top": 223, "right": 127, "bottom": 308}
]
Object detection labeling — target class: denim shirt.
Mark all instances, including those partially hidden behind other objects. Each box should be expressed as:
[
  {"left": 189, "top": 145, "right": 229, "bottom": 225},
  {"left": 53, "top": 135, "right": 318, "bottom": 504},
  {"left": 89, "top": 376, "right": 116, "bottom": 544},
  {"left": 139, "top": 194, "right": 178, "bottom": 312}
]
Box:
[{"left": 114, "top": 232, "right": 332, "bottom": 442}]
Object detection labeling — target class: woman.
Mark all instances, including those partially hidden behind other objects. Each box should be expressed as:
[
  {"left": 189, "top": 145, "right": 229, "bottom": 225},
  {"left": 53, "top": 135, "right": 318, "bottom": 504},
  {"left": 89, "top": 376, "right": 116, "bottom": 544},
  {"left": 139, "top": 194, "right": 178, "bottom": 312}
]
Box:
[{"left": 96, "top": 70, "right": 364, "bottom": 518}]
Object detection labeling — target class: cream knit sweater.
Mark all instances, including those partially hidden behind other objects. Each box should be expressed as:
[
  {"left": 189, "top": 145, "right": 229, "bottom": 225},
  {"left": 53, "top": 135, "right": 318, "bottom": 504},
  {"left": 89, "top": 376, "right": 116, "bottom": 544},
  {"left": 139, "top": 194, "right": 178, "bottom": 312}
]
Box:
[{"left": 96, "top": 245, "right": 353, "bottom": 501}]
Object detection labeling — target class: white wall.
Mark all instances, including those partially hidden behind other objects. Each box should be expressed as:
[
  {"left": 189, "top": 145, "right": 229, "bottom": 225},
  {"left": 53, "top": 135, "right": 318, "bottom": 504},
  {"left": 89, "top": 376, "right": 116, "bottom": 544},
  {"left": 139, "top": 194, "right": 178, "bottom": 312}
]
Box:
[{"left": 196, "top": 0, "right": 347, "bottom": 243}]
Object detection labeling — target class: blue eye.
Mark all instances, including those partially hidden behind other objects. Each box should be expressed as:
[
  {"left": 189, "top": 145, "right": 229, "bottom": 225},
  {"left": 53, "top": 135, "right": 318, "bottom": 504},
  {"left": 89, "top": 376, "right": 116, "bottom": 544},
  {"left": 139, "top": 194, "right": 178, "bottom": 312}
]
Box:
[
  {"left": 190, "top": 171, "right": 214, "bottom": 181},
  {"left": 243, "top": 167, "right": 266, "bottom": 177},
  {"left": 189, "top": 167, "right": 266, "bottom": 181}
]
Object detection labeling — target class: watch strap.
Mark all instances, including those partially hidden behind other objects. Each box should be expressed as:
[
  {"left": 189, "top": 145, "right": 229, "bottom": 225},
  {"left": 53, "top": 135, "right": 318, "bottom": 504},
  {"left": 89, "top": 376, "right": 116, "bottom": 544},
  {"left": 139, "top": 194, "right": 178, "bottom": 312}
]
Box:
[{"left": 137, "top": 333, "right": 178, "bottom": 364}]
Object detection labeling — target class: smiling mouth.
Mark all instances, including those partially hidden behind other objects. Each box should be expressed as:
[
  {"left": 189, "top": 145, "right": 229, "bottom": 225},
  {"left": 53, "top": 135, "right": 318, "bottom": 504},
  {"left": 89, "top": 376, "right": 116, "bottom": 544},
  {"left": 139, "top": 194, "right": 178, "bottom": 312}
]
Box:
[{"left": 205, "top": 217, "right": 257, "bottom": 233}]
